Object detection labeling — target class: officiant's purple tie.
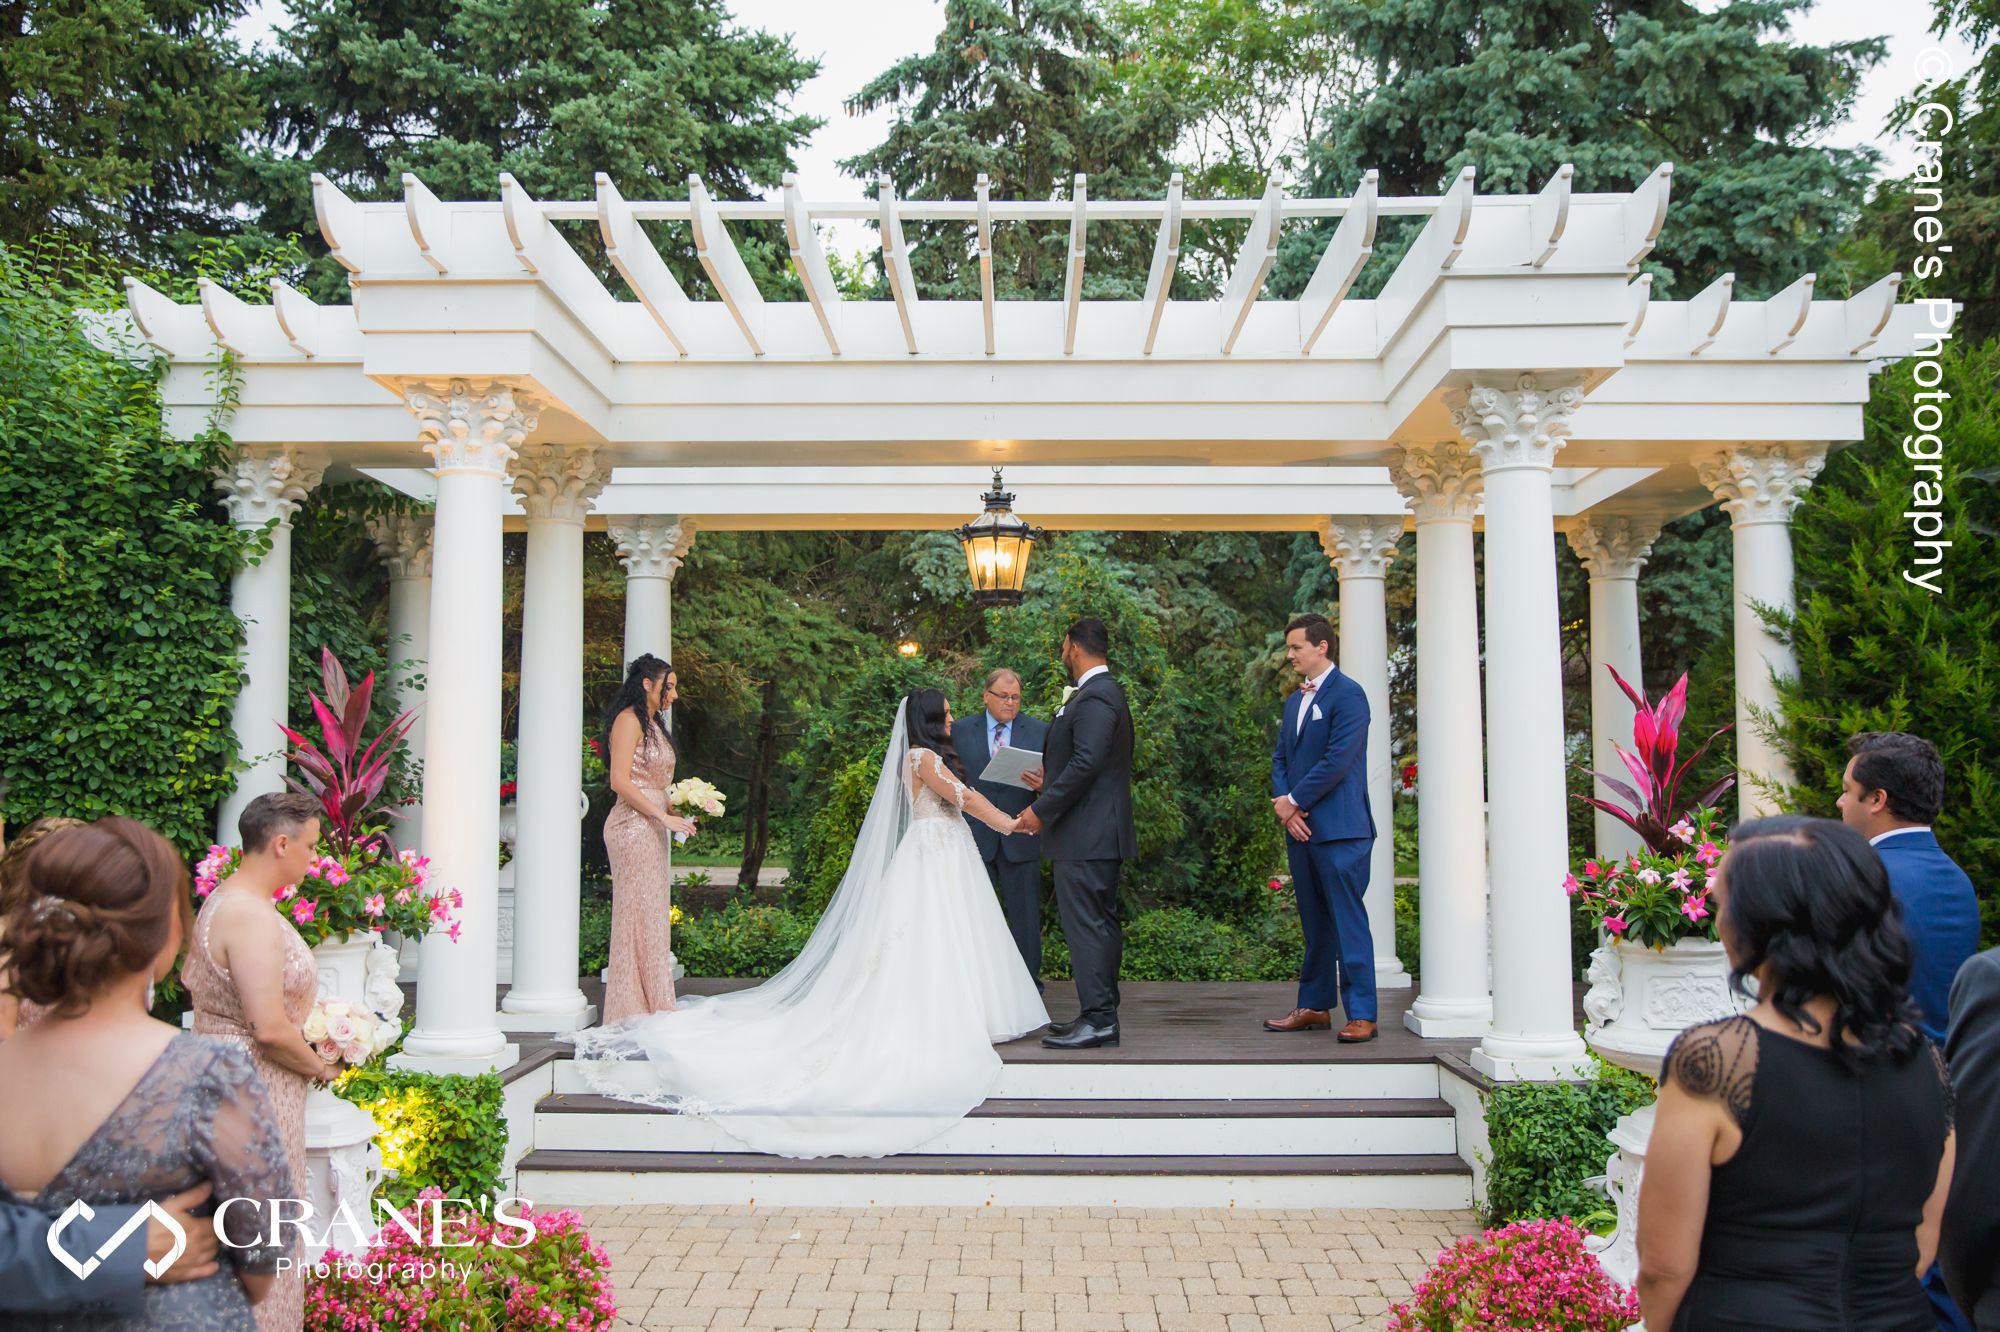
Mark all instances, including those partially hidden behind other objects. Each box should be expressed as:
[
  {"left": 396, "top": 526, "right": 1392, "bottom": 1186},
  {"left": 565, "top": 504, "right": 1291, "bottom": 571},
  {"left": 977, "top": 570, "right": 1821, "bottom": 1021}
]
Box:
[{"left": 994, "top": 723, "right": 1006, "bottom": 749}]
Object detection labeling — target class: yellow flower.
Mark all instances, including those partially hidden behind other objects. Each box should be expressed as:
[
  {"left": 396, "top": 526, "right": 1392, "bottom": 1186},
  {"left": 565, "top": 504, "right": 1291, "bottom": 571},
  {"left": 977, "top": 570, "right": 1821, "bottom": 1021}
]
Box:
[{"left": 669, "top": 904, "right": 684, "bottom": 925}]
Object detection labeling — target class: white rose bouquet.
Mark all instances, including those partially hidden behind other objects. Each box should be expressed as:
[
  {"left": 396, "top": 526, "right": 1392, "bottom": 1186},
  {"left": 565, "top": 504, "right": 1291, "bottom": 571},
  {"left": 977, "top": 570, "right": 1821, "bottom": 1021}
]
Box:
[
  {"left": 667, "top": 778, "right": 727, "bottom": 845},
  {"left": 303, "top": 996, "right": 400, "bottom": 1069}
]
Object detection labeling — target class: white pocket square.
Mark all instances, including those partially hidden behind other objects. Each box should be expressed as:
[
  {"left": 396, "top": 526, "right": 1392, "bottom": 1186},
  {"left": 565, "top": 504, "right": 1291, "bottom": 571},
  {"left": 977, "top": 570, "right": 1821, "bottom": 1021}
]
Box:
[{"left": 1311, "top": 704, "right": 1323, "bottom": 721}]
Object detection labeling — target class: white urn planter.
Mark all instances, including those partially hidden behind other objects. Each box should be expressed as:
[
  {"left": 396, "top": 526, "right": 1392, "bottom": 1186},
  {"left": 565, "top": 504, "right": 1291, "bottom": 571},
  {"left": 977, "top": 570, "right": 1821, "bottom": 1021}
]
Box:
[
  {"left": 302, "top": 932, "right": 397, "bottom": 1261},
  {"left": 1581, "top": 938, "right": 1751, "bottom": 1287}
]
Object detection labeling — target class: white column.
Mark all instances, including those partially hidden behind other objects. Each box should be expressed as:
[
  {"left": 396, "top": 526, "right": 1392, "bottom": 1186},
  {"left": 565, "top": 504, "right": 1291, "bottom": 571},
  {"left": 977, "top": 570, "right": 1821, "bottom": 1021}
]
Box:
[
  {"left": 501, "top": 444, "right": 608, "bottom": 1032},
  {"left": 1563, "top": 515, "right": 1662, "bottom": 861},
  {"left": 1390, "top": 443, "right": 1494, "bottom": 1037},
  {"left": 391, "top": 380, "right": 534, "bottom": 1075},
  {"left": 608, "top": 517, "right": 696, "bottom": 671},
  {"left": 1695, "top": 445, "right": 1828, "bottom": 820},
  {"left": 1450, "top": 375, "right": 1592, "bottom": 1081},
  {"left": 214, "top": 447, "right": 326, "bottom": 845},
  {"left": 1320, "top": 517, "right": 1412, "bottom": 989},
  {"left": 365, "top": 512, "right": 433, "bottom": 859}
]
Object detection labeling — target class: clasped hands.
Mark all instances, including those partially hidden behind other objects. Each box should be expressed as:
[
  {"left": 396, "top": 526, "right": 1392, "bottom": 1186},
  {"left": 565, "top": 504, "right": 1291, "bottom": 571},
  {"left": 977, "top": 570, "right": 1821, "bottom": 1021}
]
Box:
[
  {"left": 1009, "top": 769, "right": 1046, "bottom": 835},
  {"left": 1272, "top": 795, "right": 1311, "bottom": 842}
]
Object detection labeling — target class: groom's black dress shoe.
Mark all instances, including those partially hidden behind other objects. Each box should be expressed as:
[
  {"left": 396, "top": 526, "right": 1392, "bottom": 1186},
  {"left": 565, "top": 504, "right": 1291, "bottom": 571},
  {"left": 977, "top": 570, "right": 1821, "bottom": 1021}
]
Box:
[
  {"left": 1041, "top": 1019, "right": 1119, "bottom": 1049},
  {"left": 1045, "top": 1017, "right": 1081, "bottom": 1039}
]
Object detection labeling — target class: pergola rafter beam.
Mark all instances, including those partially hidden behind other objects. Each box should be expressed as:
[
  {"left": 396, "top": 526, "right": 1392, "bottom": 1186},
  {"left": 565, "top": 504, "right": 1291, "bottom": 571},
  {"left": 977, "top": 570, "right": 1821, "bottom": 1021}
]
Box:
[
  {"left": 878, "top": 177, "right": 921, "bottom": 355},
  {"left": 271, "top": 281, "right": 322, "bottom": 358},
  {"left": 401, "top": 173, "right": 452, "bottom": 274},
  {"left": 596, "top": 173, "right": 692, "bottom": 357},
  {"left": 1621, "top": 163, "right": 1673, "bottom": 268},
  {"left": 1299, "top": 170, "right": 1377, "bottom": 354},
  {"left": 1687, "top": 272, "right": 1735, "bottom": 356},
  {"left": 1140, "top": 173, "right": 1183, "bottom": 355},
  {"left": 1219, "top": 180, "right": 1284, "bottom": 354},
  {"left": 1530, "top": 164, "right": 1572, "bottom": 267},
  {"left": 976, "top": 175, "right": 996, "bottom": 355},
  {"left": 1065, "top": 174, "right": 1088, "bottom": 355},
  {"left": 783, "top": 173, "right": 842, "bottom": 355},
  {"left": 689, "top": 175, "right": 766, "bottom": 356},
  {"left": 311, "top": 173, "right": 365, "bottom": 274},
  {"left": 1845, "top": 272, "right": 1902, "bottom": 355},
  {"left": 1764, "top": 273, "right": 1815, "bottom": 354}
]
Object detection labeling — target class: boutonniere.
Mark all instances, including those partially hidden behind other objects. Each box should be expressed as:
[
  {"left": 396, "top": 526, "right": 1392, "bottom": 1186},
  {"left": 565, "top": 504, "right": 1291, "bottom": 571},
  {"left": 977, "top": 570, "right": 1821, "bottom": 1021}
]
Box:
[{"left": 1060, "top": 685, "right": 1077, "bottom": 705}]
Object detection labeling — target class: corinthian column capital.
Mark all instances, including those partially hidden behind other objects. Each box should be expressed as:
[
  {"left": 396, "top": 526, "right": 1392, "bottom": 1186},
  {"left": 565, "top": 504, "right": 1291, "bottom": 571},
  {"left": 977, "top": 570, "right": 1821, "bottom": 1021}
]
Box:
[
  {"left": 1695, "top": 444, "right": 1829, "bottom": 527},
  {"left": 1320, "top": 517, "right": 1404, "bottom": 579},
  {"left": 215, "top": 446, "right": 326, "bottom": 528},
  {"left": 1446, "top": 374, "right": 1586, "bottom": 475},
  {"left": 1390, "top": 442, "right": 1484, "bottom": 523},
  {"left": 512, "top": 443, "right": 608, "bottom": 523},
  {"left": 608, "top": 516, "right": 698, "bottom": 580},
  {"left": 406, "top": 379, "right": 541, "bottom": 476},
  {"left": 365, "top": 511, "right": 435, "bottom": 580},
  {"left": 1563, "top": 513, "right": 1664, "bottom": 581}
]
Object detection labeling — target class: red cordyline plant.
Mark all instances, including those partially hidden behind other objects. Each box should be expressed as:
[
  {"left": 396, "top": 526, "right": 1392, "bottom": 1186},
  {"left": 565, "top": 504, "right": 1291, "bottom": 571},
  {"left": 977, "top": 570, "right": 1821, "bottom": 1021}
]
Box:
[
  {"left": 1578, "top": 665, "right": 1736, "bottom": 855},
  {"left": 280, "top": 649, "right": 419, "bottom": 858}
]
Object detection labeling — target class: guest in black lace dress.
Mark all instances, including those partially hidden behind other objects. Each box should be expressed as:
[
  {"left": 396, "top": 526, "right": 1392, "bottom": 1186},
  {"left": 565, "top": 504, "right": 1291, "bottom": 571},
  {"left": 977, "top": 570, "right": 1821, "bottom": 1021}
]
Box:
[
  {"left": 1638, "top": 816, "right": 1957, "bottom": 1331},
  {"left": 0, "top": 818, "right": 297, "bottom": 1330}
]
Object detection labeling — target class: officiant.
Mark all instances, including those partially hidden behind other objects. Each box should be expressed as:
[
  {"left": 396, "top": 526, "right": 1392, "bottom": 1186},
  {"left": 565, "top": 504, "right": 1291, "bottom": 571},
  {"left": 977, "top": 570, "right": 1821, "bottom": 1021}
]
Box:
[{"left": 954, "top": 668, "right": 1049, "bottom": 989}]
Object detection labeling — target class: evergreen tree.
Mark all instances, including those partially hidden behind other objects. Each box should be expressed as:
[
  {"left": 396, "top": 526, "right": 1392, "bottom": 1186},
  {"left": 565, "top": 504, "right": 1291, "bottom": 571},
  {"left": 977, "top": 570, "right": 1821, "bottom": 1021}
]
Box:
[
  {"left": 841, "top": 0, "right": 1184, "bottom": 299},
  {"left": 1857, "top": 0, "right": 1999, "bottom": 340},
  {"left": 0, "top": 0, "right": 258, "bottom": 261},
  {"left": 1284, "top": 0, "right": 1886, "bottom": 299},
  {"left": 229, "top": 0, "right": 821, "bottom": 298},
  {"left": 1771, "top": 340, "right": 2000, "bottom": 943}
]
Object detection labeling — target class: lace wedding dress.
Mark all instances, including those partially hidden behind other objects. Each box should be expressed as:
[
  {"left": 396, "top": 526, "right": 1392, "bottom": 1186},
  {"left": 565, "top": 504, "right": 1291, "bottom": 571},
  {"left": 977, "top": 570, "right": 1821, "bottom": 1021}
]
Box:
[{"left": 565, "top": 701, "right": 1049, "bottom": 1158}]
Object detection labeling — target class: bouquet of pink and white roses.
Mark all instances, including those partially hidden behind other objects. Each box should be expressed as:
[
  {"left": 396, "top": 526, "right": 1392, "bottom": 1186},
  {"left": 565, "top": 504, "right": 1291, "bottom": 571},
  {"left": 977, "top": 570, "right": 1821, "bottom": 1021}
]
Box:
[
  {"left": 667, "top": 777, "right": 726, "bottom": 845},
  {"left": 303, "top": 996, "right": 400, "bottom": 1068}
]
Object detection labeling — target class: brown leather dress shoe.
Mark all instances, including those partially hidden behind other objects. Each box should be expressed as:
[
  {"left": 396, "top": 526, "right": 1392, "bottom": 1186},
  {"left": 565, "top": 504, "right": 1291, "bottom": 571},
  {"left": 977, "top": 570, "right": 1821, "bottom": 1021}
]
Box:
[
  {"left": 1263, "top": 1008, "right": 1332, "bottom": 1032},
  {"left": 1337, "top": 1019, "right": 1379, "bottom": 1043}
]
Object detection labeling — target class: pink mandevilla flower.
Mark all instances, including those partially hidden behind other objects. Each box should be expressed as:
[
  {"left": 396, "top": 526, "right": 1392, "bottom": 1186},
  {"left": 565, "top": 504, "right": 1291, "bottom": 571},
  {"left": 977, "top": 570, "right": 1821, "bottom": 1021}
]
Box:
[
  {"left": 292, "top": 898, "right": 318, "bottom": 925},
  {"left": 1695, "top": 840, "right": 1722, "bottom": 866}
]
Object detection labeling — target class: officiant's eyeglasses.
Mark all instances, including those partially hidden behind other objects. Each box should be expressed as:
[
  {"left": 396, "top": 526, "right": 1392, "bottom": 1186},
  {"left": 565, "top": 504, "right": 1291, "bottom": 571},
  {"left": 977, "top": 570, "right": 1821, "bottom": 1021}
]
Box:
[{"left": 984, "top": 688, "right": 1022, "bottom": 703}]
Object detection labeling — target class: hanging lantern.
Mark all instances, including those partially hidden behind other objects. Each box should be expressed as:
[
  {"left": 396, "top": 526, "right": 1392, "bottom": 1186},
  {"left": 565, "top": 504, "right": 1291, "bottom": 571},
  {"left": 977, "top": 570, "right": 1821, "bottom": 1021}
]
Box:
[{"left": 953, "top": 468, "right": 1045, "bottom": 608}]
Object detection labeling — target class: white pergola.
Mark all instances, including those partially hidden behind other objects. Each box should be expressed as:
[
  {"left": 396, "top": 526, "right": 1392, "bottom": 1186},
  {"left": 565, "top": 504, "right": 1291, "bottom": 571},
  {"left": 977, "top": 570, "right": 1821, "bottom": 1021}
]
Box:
[{"left": 118, "top": 162, "right": 1931, "bottom": 1084}]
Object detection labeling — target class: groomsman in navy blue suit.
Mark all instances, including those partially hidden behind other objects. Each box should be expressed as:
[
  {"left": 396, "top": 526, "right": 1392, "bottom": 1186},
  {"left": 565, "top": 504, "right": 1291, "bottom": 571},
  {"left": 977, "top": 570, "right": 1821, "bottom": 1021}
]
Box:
[
  {"left": 1837, "top": 731, "right": 1980, "bottom": 1043},
  {"left": 1266, "top": 613, "right": 1379, "bottom": 1042}
]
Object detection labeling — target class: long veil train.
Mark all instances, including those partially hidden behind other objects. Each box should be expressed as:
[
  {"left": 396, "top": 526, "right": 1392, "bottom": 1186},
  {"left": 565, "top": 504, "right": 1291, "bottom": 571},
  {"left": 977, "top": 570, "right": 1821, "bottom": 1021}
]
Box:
[{"left": 563, "top": 697, "right": 1048, "bottom": 1158}]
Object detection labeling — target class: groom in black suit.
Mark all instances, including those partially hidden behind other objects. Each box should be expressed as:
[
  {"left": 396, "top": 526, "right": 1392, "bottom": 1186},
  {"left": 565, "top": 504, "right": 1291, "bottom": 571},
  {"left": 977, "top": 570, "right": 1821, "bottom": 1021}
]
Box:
[
  {"left": 1017, "top": 618, "right": 1137, "bottom": 1049},
  {"left": 952, "top": 667, "right": 1050, "bottom": 988}
]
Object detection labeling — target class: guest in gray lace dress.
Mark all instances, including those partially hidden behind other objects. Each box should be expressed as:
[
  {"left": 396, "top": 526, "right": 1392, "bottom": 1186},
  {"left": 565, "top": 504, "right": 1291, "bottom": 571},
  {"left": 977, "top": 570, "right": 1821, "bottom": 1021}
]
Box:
[{"left": 0, "top": 818, "right": 297, "bottom": 1330}]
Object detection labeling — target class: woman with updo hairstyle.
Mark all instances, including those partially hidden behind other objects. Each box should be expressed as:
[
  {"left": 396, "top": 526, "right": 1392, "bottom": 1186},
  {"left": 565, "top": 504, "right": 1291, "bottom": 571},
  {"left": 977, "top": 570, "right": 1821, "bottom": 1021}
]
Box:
[
  {"left": 600, "top": 653, "right": 697, "bottom": 1022},
  {"left": 1637, "top": 816, "right": 1956, "bottom": 1331},
  {"left": 0, "top": 815, "right": 85, "bottom": 1039},
  {"left": 0, "top": 818, "right": 295, "bottom": 1329}
]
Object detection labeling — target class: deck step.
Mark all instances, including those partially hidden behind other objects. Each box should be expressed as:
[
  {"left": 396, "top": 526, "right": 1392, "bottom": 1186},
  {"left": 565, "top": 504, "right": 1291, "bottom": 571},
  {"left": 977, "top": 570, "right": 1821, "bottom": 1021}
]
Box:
[
  {"left": 548, "top": 1053, "right": 1443, "bottom": 1101},
  {"left": 514, "top": 1149, "right": 1475, "bottom": 1208},
  {"left": 533, "top": 1093, "right": 1458, "bottom": 1157}
]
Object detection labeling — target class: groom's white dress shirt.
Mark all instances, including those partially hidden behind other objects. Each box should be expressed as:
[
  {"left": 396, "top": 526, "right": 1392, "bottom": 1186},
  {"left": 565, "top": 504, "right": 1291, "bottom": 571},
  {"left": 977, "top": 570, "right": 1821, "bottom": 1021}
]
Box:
[
  {"left": 1075, "top": 664, "right": 1108, "bottom": 688},
  {"left": 1295, "top": 664, "right": 1335, "bottom": 735}
]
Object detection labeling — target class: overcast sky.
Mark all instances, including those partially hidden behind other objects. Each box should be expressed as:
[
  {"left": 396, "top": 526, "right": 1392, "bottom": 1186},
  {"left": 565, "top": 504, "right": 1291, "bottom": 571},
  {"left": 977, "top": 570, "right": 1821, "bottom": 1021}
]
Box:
[{"left": 240, "top": 0, "right": 1979, "bottom": 239}]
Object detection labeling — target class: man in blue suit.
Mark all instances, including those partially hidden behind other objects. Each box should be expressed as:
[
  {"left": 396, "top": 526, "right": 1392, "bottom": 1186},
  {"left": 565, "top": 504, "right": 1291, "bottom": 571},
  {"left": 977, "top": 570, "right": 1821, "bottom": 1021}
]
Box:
[
  {"left": 1837, "top": 731, "right": 1981, "bottom": 1043},
  {"left": 1266, "top": 613, "right": 1379, "bottom": 1042},
  {"left": 953, "top": 668, "right": 1050, "bottom": 987},
  {"left": 1837, "top": 730, "right": 1982, "bottom": 1332}
]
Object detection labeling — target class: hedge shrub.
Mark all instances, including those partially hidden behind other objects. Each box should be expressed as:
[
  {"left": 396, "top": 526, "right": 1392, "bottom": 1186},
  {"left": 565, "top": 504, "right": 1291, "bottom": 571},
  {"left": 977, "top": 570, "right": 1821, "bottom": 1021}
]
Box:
[{"left": 0, "top": 242, "right": 244, "bottom": 853}]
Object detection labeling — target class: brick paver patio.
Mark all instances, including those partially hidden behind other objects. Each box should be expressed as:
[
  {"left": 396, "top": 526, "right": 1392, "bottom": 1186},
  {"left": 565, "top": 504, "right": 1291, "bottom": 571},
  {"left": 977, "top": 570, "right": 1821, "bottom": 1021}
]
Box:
[{"left": 577, "top": 1205, "right": 1482, "bottom": 1331}]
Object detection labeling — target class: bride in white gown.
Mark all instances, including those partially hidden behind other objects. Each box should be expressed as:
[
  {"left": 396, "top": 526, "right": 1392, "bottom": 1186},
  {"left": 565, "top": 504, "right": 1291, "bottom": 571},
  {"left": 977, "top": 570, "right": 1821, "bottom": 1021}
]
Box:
[{"left": 564, "top": 689, "right": 1050, "bottom": 1158}]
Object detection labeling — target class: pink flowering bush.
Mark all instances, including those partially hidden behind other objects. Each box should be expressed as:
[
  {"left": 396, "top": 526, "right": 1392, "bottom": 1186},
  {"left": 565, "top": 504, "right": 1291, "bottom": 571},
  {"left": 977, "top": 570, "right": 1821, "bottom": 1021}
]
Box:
[
  {"left": 195, "top": 842, "right": 459, "bottom": 948},
  {"left": 1564, "top": 804, "right": 1729, "bottom": 950},
  {"left": 304, "top": 1188, "right": 617, "bottom": 1331},
  {"left": 1388, "top": 1218, "right": 1640, "bottom": 1332}
]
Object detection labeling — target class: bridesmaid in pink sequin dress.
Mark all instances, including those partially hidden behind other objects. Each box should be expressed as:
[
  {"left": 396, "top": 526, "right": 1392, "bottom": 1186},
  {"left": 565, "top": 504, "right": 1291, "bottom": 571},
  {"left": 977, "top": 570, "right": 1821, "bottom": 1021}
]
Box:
[
  {"left": 183, "top": 793, "right": 340, "bottom": 1332},
  {"left": 602, "top": 655, "right": 698, "bottom": 1024}
]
